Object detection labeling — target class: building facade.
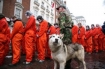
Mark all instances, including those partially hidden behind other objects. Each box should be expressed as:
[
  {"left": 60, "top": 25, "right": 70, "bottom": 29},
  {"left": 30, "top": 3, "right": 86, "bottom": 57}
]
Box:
[
  {"left": 75, "top": 16, "right": 86, "bottom": 27},
  {"left": 0, "top": 0, "right": 30, "bottom": 23},
  {"left": 30, "top": 0, "right": 55, "bottom": 24}
]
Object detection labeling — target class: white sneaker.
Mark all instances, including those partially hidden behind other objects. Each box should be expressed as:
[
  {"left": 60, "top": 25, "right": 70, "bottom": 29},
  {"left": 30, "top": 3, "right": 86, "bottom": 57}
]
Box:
[
  {"left": 23, "top": 62, "right": 31, "bottom": 64},
  {"left": 38, "top": 60, "right": 44, "bottom": 63}
]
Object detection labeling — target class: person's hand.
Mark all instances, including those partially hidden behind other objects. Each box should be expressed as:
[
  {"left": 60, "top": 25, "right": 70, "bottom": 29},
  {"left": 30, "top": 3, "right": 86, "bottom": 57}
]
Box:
[{"left": 36, "top": 34, "right": 39, "bottom": 38}]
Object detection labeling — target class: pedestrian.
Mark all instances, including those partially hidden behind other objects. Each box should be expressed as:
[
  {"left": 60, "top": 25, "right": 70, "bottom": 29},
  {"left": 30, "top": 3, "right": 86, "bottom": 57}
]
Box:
[
  {"left": 9, "top": 16, "right": 24, "bottom": 66},
  {"left": 85, "top": 25, "right": 93, "bottom": 54},
  {"left": 36, "top": 16, "right": 48, "bottom": 62},
  {"left": 23, "top": 11, "right": 36, "bottom": 64},
  {"left": 96, "top": 24, "right": 104, "bottom": 52},
  {"left": 77, "top": 23, "right": 86, "bottom": 48},
  {"left": 0, "top": 13, "right": 9, "bottom": 66},
  {"left": 71, "top": 22, "right": 78, "bottom": 43},
  {"left": 56, "top": 5, "right": 73, "bottom": 45},
  {"left": 91, "top": 24, "right": 99, "bottom": 52},
  {"left": 46, "top": 22, "right": 56, "bottom": 59}
]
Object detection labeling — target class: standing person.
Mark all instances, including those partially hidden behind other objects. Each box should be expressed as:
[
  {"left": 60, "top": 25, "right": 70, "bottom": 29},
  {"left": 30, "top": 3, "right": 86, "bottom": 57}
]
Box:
[
  {"left": 85, "top": 25, "right": 93, "bottom": 54},
  {"left": 36, "top": 16, "right": 48, "bottom": 62},
  {"left": 46, "top": 22, "right": 56, "bottom": 59},
  {"left": 23, "top": 11, "right": 36, "bottom": 64},
  {"left": 56, "top": 5, "right": 73, "bottom": 69},
  {"left": 54, "top": 23, "right": 60, "bottom": 34},
  {"left": 56, "top": 5, "right": 73, "bottom": 45},
  {"left": 96, "top": 24, "right": 104, "bottom": 51},
  {"left": 0, "top": 13, "right": 8, "bottom": 66},
  {"left": 71, "top": 23, "right": 78, "bottom": 43},
  {"left": 9, "top": 16, "right": 24, "bottom": 66},
  {"left": 77, "top": 23, "right": 86, "bottom": 47},
  {"left": 91, "top": 24, "right": 99, "bottom": 52}
]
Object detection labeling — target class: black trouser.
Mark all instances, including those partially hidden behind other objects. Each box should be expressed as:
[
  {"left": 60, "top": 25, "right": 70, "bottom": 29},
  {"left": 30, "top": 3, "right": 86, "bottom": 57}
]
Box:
[{"left": 65, "top": 59, "right": 72, "bottom": 69}]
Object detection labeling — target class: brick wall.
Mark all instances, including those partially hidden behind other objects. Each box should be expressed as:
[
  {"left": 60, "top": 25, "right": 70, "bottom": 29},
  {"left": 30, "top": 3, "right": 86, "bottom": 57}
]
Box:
[
  {"left": 2, "top": 0, "right": 30, "bottom": 23},
  {"left": 2, "top": 0, "right": 15, "bottom": 18}
]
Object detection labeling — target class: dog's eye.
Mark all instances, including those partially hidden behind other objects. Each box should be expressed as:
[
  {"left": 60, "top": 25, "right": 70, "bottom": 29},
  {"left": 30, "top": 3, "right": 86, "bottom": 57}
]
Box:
[
  {"left": 58, "top": 37, "right": 60, "bottom": 38},
  {"left": 53, "top": 36, "right": 55, "bottom": 37}
]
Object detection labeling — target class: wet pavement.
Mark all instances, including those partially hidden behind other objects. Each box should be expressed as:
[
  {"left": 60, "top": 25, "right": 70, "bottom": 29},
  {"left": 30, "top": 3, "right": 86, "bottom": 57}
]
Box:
[{"left": 1, "top": 51, "right": 105, "bottom": 69}]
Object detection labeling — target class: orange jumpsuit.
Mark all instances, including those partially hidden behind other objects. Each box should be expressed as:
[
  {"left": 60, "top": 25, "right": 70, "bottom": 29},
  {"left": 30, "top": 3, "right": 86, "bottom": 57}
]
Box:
[
  {"left": 4, "top": 27, "right": 10, "bottom": 57},
  {"left": 85, "top": 30, "right": 93, "bottom": 53},
  {"left": 71, "top": 25, "right": 78, "bottom": 43},
  {"left": 77, "top": 26, "right": 85, "bottom": 47},
  {"left": 11, "top": 20, "right": 23, "bottom": 64},
  {"left": 0, "top": 18, "right": 8, "bottom": 66},
  {"left": 24, "top": 15, "right": 36, "bottom": 62},
  {"left": 91, "top": 28, "right": 99, "bottom": 52},
  {"left": 37, "top": 20, "right": 48, "bottom": 60},
  {"left": 97, "top": 27, "right": 104, "bottom": 51},
  {"left": 46, "top": 26, "right": 56, "bottom": 58}
]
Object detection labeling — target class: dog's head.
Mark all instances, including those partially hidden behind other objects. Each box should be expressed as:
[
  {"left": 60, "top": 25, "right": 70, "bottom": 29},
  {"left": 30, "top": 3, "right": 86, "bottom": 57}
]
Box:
[{"left": 49, "top": 34, "right": 63, "bottom": 47}]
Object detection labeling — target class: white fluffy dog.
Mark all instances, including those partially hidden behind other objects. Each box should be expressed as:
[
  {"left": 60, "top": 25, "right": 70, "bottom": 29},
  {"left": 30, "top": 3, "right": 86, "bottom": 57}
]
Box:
[{"left": 49, "top": 34, "right": 86, "bottom": 69}]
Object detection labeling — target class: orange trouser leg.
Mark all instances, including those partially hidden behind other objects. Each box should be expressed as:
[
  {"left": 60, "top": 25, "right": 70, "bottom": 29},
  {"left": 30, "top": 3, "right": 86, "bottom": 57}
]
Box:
[
  {"left": 21, "top": 37, "right": 26, "bottom": 54},
  {"left": 102, "top": 38, "right": 105, "bottom": 51},
  {"left": 25, "top": 30, "right": 34, "bottom": 62},
  {"left": 46, "top": 42, "right": 51, "bottom": 58},
  {"left": 86, "top": 37, "right": 93, "bottom": 53},
  {"left": 37, "top": 33, "right": 47, "bottom": 60},
  {"left": 12, "top": 33, "right": 23, "bottom": 64},
  {"left": 93, "top": 36, "right": 99, "bottom": 52},
  {"left": 0, "top": 43, "right": 5, "bottom": 66},
  {"left": 98, "top": 37, "right": 103, "bottom": 51},
  {"left": 0, "top": 34, "right": 6, "bottom": 66},
  {"left": 72, "top": 34, "right": 77, "bottom": 43}
]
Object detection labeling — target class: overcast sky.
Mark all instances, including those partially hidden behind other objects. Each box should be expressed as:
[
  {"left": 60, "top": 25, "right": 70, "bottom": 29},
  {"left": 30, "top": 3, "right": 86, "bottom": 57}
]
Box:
[{"left": 66, "top": 0, "right": 105, "bottom": 26}]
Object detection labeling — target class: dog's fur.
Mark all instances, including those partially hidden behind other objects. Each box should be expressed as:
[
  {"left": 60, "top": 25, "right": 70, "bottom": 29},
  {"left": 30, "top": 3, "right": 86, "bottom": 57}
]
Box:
[{"left": 49, "top": 34, "right": 86, "bottom": 69}]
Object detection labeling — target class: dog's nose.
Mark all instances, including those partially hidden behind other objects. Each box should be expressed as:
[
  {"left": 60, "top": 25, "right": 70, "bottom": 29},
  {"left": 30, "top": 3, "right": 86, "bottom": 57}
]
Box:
[{"left": 55, "top": 39, "right": 58, "bottom": 43}]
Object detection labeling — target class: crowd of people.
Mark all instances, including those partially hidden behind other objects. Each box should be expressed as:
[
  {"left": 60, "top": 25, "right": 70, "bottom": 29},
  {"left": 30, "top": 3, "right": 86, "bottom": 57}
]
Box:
[
  {"left": 0, "top": 11, "right": 61, "bottom": 66},
  {"left": 0, "top": 5, "right": 105, "bottom": 68},
  {"left": 72, "top": 23, "right": 105, "bottom": 54}
]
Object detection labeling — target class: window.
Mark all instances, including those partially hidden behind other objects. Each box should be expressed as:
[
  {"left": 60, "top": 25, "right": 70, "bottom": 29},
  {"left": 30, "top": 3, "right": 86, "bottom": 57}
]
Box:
[
  {"left": 34, "top": 0, "right": 38, "bottom": 2},
  {"left": 0, "top": 0, "right": 3, "bottom": 13},
  {"left": 15, "top": 8, "right": 21, "bottom": 18},
  {"left": 46, "top": 15, "right": 49, "bottom": 21},
  {"left": 47, "top": 6, "right": 49, "bottom": 9},
  {"left": 42, "top": 2, "right": 44, "bottom": 6},
  {"left": 14, "top": 7, "right": 22, "bottom": 18},
  {"left": 16, "top": 0, "right": 22, "bottom": 3},
  {"left": 34, "top": 9, "right": 38, "bottom": 17}
]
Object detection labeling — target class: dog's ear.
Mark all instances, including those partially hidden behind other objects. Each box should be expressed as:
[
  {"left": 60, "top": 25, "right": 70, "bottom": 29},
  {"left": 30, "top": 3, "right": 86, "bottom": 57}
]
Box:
[{"left": 59, "top": 34, "right": 64, "bottom": 39}]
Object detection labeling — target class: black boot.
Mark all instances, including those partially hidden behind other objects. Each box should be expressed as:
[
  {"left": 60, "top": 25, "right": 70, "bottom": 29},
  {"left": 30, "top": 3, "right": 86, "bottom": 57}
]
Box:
[
  {"left": 9, "top": 61, "right": 20, "bottom": 66},
  {"left": 65, "top": 59, "right": 72, "bottom": 69}
]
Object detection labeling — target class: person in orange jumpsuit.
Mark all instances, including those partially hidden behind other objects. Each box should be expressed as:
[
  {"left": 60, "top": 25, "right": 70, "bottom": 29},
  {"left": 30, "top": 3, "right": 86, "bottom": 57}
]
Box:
[
  {"left": 54, "top": 23, "right": 60, "bottom": 34},
  {"left": 0, "top": 13, "right": 9, "bottom": 66},
  {"left": 85, "top": 25, "right": 93, "bottom": 54},
  {"left": 9, "top": 16, "right": 24, "bottom": 66},
  {"left": 23, "top": 11, "right": 36, "bottom": 64},
  {"left": 91, "top": 24, "right": 99, "bottom": 52},
  {"left": 36, "top": 16, "right": 48, "bottom": 62},
  {"left": 71, "top": 23, "right": 78, "bottom": 43},
  {"left": 77, "top": 23, "right": 86, "bottom": 48},
  {"left": 96, "top": 24, "right": 104, "bottom": 52},
  {"left": 46, "top": 23, "right": 56, "bottom": 59}
]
